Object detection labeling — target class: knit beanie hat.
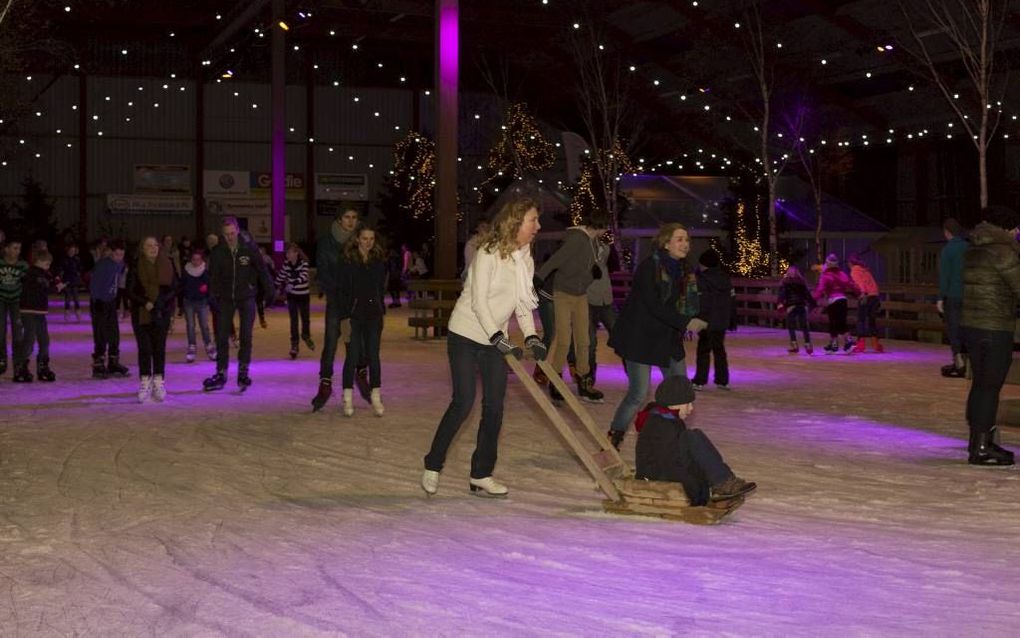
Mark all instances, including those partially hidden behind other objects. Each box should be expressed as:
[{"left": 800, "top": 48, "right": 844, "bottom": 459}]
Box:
[
  {"left": 655, "top": 376, "right": 696, "bottom": 407},
  {"left": 699, "top": 249, "right": 721, "bottom": 268},
  {"left": 825, "top": 253, "right": 840, "bottom": 268}
]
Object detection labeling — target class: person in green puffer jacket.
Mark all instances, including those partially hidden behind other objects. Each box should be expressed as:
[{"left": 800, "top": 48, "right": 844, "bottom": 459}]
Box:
[{"left": 960, "top": 205, "right": 1020, "bottom": 466}]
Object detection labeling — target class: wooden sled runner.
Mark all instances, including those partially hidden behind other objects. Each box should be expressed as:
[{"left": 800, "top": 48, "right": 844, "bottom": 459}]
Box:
[{"left": 505, "top": 354, "right": 743, "bottom": 524}]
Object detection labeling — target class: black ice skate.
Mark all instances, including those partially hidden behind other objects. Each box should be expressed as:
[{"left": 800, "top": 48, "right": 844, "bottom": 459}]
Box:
[
  {"left": 577, "top": 374, "right": 604, "bottom": 403},
  {"left": 823, "top": 340, "right": 838, "bottom": 354},
  {"left": 289, "top": 342, "right": 299, "bottom": 360},
  {"left": 203, "top": 371, "right": 227, "bottom": 392},
  {"left": 106, "top": 356, "right": 130, "bottom": 377},
  {"left": 36, "top": 359, "right": 56, "bottom": 382},
  {"left": 549, "top": 377, "right": 565, "bottom": 406},
  {"left": 311, "top": 377, "right": 333, "bottom": 412},
  {"left": 968, "top": 429, "right": 1015, "bottom": 466},
  {"left": 302, "top": 336, "right": 315, "bottom": 351},
  {"left": 787, "top": 340, "right": 799, "bottom": 354},
  {"left": 355, "top": 367, "right": 371, "bottom": 402},
  {"left": 236, "top": 371, "right": 252, "bottom": 392},
  {"left": 91, "top": 356, "right": 109, "bottom": 379},
  {"left": 12, "top": 362, "right": 33, "bottom": 383},
  {"left": 607, "top": 429, "right": 625, "bottom": 451}
]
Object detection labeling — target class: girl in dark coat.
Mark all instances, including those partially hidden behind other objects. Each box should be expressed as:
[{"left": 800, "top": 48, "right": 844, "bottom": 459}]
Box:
[
  {"left": 128, "top": 237, "right": 177, "bottom": 403},
  {"left": 691, "top": 249, "right": 733, "bottom": 389},
  {"left": 338, "top": 227, "right": 388, "bottom": 417},
  {"left": 605, "top": 223, "right": 705, "bottom": 450},
  {"left": 778, "top": 265, "right": 815, "bottom": 354}
]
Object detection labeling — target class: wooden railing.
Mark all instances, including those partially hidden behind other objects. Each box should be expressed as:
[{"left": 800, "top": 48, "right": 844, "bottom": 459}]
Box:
[{"left": 405, "top": 279, "right": 462, "bottom": 339}]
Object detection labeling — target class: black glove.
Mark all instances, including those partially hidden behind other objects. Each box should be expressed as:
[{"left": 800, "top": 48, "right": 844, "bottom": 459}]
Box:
[
  {"left": 489, "top": 331, "right": 523, "bottom": 359},
  {"left": 591, "top": 264, "right": 603, "bottom": 280},
  {"left": 532, "top": 275, "right": 544, "bottom": 292},
  {"left": 524, "top": 335, "right": 547, "bottom": 361}
]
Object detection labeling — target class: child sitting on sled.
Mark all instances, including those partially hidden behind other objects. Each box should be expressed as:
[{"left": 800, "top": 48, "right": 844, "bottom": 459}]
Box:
[{"left": 634, "top": 375, "right": 757, "bottom": 506}]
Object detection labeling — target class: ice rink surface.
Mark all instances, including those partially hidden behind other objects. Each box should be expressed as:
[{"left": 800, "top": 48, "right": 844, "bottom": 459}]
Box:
[{"left": 2, "top": 302, "right": 1018, "bottom": 636}]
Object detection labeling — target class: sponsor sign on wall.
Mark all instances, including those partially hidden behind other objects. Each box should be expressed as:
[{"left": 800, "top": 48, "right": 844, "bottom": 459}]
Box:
[
  {"left": 107, "top": 194, "right": 193, "bottom": 215},
  {"left": 203, "top": 170, "right": 251, "bottom": 196},
  {"left": 250, "top": 172, "right": 305, "bottom": 200},
  {"left": 205, "top": 197, "right": 274, "bottom": 217},
  {"left": 134, "top": 165, "right": 191, "bottom": 194},
  {"left": 315, "top": 173, "right": 368, "bottom": 201}
]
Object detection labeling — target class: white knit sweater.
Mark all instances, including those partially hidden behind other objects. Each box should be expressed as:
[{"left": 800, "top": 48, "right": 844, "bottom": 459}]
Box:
[{"left": 448, "top": 245, "right": 538, "bottom": 345}]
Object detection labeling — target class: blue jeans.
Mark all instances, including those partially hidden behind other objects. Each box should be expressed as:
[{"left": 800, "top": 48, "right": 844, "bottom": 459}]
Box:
[
  {"left": 609, "top": 357, "right": 687, "bottom": 432},
  {"left": 183, "top": 299, "right": 212, "bottom": 348},
  {"left": 424, "top": 332, "right": 508, "bottom": 479}
]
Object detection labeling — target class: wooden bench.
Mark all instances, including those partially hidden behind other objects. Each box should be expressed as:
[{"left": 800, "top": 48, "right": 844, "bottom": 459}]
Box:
[{"left": 405, "top": 279, "right": 462, "bottom": 339}]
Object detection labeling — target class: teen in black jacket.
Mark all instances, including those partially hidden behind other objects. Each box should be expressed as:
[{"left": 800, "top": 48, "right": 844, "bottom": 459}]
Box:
[{"left": 691, "top": 249, "right": 733, "bottom": 389}]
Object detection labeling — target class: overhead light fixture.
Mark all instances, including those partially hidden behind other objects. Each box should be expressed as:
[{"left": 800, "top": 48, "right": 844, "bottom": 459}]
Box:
[{"left": 278, "top": 21, "right": 290, "bottom": 31}]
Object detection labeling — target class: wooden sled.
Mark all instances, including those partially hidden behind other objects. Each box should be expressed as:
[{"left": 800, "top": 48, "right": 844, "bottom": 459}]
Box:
[{"left": 505, "top": 354, "right": 743, "bottom": 524}]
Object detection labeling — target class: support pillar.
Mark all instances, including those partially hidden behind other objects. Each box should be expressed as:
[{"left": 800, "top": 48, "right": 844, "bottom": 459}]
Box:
[
  {"left": 271, "top": 0, "right": 287, "bottom": 259},
  {"left": 195, "top": 64, "right": 206, "bottom": 240},
  {"left": 434, "top": 0, "right": 458, "bottom": 279},
  {"left": 305, "top": 50, "right": 316, "bottom": 246},
  {"left": 78, "top": 73, "right": 87, "bottom": 241}
]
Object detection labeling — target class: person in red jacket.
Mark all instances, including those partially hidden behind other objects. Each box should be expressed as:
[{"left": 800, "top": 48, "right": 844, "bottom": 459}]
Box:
[
  {"left": 813, "top": 254, "right": 860, "bottom": 354},
  {"left": 848, "top": 254, "right": 883, "bottom": 353}
]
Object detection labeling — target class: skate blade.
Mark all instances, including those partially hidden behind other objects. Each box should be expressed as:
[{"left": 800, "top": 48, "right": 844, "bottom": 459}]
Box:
[{"left": 469, "top": 485, "right": 509, "bottom": 499}]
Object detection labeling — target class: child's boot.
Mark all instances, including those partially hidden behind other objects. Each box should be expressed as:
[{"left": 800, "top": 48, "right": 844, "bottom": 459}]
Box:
[
  {"left": 107, "top": 356, "right": 129, "bottom": 377},
  {"left": 12, "top": 362, "right": 33, "bottom": 383},
  {"left": 91, "top": 355, "right": 108, "bottom": 379},
  {"left": 370, "top": 388, "right": 385, "bottom": 417},
  {"left": 606, "top": 429, "right": 625, "bottom": 451},
  {"left": 138, "top": 375, "right": 152, "bottom": 403},
  {"left": 151, "top": 374, "right": 167, "bottom": 402},
  {"left": 871, "top": 336, "right": 884, "bottom": 353},
  {"left": 36, "top": 358, "right": 56, "bottom": 382},
  {"left": 342, "top": 388, "right": 354, "bottom": 417},
  {"left": 787, "top": 340, "right": 799, "bottom": 354}
]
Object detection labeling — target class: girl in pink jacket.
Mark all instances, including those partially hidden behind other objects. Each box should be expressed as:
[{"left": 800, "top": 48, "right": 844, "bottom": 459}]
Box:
[{"left": 813, "top": 254, "right": 860, "bottom": 354}]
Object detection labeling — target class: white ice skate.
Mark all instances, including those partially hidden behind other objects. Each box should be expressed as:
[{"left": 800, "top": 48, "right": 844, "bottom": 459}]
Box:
[
  {"left": 137, "top": 375, "right": 152, "bottom": 403},
  {"left": 370, "top": 388, "right": 384, "bottom": 417},
  {"left": 342, "top": 388, "right": 354, "bottom": 417},
  {"left": 468, "top": 476, "right": 508, "bottom": 498},
  {"left": 151, "top": 375, "right": 166, "bottom": 402},
  {"left": 421, "top": 470, "right": 440, "bottom": 495}
]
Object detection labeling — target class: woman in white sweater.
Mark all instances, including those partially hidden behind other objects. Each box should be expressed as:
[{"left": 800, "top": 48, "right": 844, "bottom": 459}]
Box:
[{"left": 421, "top": 198, "right": 547, "bottom": 497}]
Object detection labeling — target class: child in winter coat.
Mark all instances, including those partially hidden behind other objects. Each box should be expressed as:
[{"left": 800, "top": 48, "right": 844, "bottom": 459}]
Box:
[
  {"left": 275, "top": 242, "right": 314, "bottom": 359},
  {"left": 778, "top": 265, "right": 816, "bottom": 354},
  {"left": 813, "top": 254, "right": 860, "bottom": 354},
  {"left": 181, "top": 249, "right": 215, "bottom": 363},
  {"left": 848, "top": 254, "right": 883, "bottom": 353},
  {"left": 691, "top": 249, "right": 734, "bottom": 390},
  {"left": 13, "top": 250, "right": 65, "bottom": 383},
  {"left": 634, "top": 375, "right": 756, "bottom": 505}
]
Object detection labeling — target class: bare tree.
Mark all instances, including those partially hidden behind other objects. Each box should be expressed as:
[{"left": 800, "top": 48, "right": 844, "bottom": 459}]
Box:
[{"left": 898, "top": 0, "right": 1010, "bottom": 208}]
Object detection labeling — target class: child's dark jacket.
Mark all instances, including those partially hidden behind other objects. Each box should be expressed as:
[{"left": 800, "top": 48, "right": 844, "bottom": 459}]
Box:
[{"left": 634, "top": 404, "right": 711, "bottom": 506}]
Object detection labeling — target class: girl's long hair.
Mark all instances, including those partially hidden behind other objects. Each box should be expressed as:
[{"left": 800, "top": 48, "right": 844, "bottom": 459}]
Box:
[
  {"left": 782, "top": 265, "right": 805, "bottom": 283},
  {"left": 344, "top": 227, "right": 387, "bottom": 263},
  {"left": 480, "top": 197, "right": 539, "bottom": 259},
  {"left": 286, "top": 241, "right": 308, "bottom": 263},
  {"left": 653, "top": 222, "right": 688, "bottom": 250}
]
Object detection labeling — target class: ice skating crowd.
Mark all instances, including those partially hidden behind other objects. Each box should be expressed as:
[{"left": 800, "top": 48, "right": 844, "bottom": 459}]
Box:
[{"left": 1, "top": 199, "right": 1017, "bottom": 505}]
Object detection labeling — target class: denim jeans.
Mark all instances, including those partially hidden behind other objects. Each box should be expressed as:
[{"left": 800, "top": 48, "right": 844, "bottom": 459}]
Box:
[
  {"left": 944, "top": 298, "right": 964, "bottom": 355},
  {"left": 215, "top": 297, "right": 255, "bottom": 374},
  {"left": 786, "top": 305, "right": 810, "bottom": 342},
  {"left": 424, "top": 332, "right": 508, "bottom": 479},
  {"left": 16, "top": 313, "right": 49, "bottom": 365},
  {"left": 342, "top": 315, "right": 382, "bottom": 389},
  {"left": 0, "top": 299, "right": 21, "bottom": 361},
  {"left": 318, "top": 294, "right": 344, "bottom": 379},
  {"left": 609, "top": 357, "right": 687, "bottom": 432},
  {"left": 287, "top": 294, "right": 311, "bottom": 343},
  {"left": 183, "top": 299, "right": 212, "bottom": 348},
  {"left": 90, "top": 298, "right": 120, "bottom": 358},
  {"left": 692, "top": 329, "right": 728, "bottom": 386},
  {"left": 963, "top": 327, "right": 1014, "bottom": 435}
]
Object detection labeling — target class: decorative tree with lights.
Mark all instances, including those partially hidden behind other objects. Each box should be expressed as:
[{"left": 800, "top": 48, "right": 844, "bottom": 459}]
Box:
[
  {"left": 377, "top": 132, "right": 437, "bottom": 246},
  {"left": 477, "top": 102, "right": 555, "bottom": 203},
  {"left": 568, "top": 142, "right": 634, "bottom": 227},
  {"left": 898, "top": 0, "right": 1010, "bottom": 208}
]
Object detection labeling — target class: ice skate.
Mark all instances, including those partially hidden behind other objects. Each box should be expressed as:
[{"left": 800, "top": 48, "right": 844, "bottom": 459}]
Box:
[
  {"left": 311, "top": 378, "right": 332, "bottom": 412},
  {"left": 577, "top": 374, "right": 604, "bottom": 403},
  {"left": 421, "top": 469, "right": 440, "bottom": 495},
  {"left": 871, "top": 337, "right": 884, "bottom": 353},
  {"left": 355, "top": 367, "right": 371, "bottom": 402},
  {"left": 823, "top": 339, "right": 838, "bottom": 354},
  {"left": 787, "top": 340, "right": 799, "bottom": 354},
  {"left": 137, "top": 375, "right": 152, "bottom": 403},
  {"left": 370, "top": 388, "right": 384, "bottom": 417},
  {"left": 186, "top": 345, "right": 196, "bottom": 363},
  {"left": 532, "top": 366, "right": 549, "bottom": 386},
  {"left": 968, "top": 429, "right": 1015, "bottom": 466},
  {"left": 606, "top": 429, "right": 625, "bottom": 451},
  {"left": 151, "top": 375, "right": 166, "bottom": 402},
  {"left": 710, "top": 475, "right": 757, "bottom": 501},
  {"left": 35, "top": 359, "right": 56, "bottom": 382},
  {"left": 91, "top": 355, "right": 109, "bottom": 379},
  {"left": 342, "top": 388, "right": 354, "bottom": 416},
  {"left": 567, "top": 362, "right": 579, "bottom": 383},
  {"left": 106, "top": 356, "right": 129, "bottom": 378},
  {"left": 842, "top": 337, "right": 855, "bottom": 354},
  {"left": 853, "top": 338, "right": 866, "bottom": 353},
  {"left": 12, "top": 362, "right": 33, "bottom": 383},
  {"left": 236, "top": 371, "right": 252, "bottom": 393},
  {"left": 469, "top": 476, "right": 509, "bottom": 498},
  {"left": 203, "top": 371, "right": 227, "bottom": 392},
  {"left": 289, "top": 342, "right": 299, "bottom": 360},
  {"left": 302, "top": 336, "right": 315, "bottom": 351},
  {"left": 205, "top": 343, "right": 217, "bottom": 361},
  {"left": 259, "top": 315, "right": 268, "bottom": 329},
  {"left": 549, "top": 378, "right": 564, "bottom": 407},
  {"left": 805, "top": 342, "right": 814, "bottom": 355}
]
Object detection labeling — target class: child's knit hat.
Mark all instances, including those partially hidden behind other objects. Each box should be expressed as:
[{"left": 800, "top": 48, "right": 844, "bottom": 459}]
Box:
[{"left": 655, "top": 376, "right": 696, "bottom": 407}]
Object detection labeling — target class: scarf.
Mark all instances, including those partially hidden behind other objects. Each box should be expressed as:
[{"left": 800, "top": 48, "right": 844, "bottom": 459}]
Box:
[
  {"left": 653, "top": 249, "right": 693, "bottom": 316},
  {"left": 137, "top": 256, "right": 160, "bottom": 324},
  {"left": 156, "top": 248, "right": 175, "bottom": 286},
  {"left": 512, "top": 245, "right": 539, "bottom": 311}
]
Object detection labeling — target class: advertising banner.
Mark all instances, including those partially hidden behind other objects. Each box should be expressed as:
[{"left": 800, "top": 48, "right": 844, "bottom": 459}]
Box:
[
  {"left": 134, "top": 165, "right": 191, "bottom": 194},
  {"left": 107, "top": 194, "right": 193, "bottom": 215},
  {"left": 315, "top": 173, "right": 368, "bottom": 201},
  {"left": 205, "top": 197, "right": 273, "bottom": 217},
  {"left": 250, "top": 172, "right": 305, "bottom": 200},
  {"left": 203, "top": 170, "right": 250, "bottom": 196}
]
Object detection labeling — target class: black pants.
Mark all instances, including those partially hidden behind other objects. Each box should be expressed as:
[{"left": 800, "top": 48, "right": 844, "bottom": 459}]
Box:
[
  {"left": 944, "top": 298, "right": 964, "bottom": 355},
  {"left": 134, "top": 319, "right": 169, "bottom": 376},
  {"left": 90, "top": 298, "right": 120, "bottom": 359},
  {"left": 786, "top": 306, "right": 811, "bottom": 342},
  {"left": 0, "top": 298, "right": 20, "bottom": 361},
  {"left": 63, "top": 284, "right": 81, "bottom": 311},
  {"left": 215, "top": 297, "right": 256, "bottom": 374},
  {"left": 856, "top": 295, "right": 880, "bottom": 338},
  {"left": 343, "top": 315, "right": 382, "bottom": 389},
  {"left": 692, "top": 329, "right": 729, "bottom": 386},
  {"left": 16, "top": 313, "right": 49, "bottom": 365},
  {"left": 826, "top": 298, "right": 849, "bottom": 338},
  {"left": 319, "top": 295, "right": 344, "bottom": 379},
  {"left": 424, "top": 332, "right": 507, "bottom": 479},
  {"left": 287, "top": 294, "right": 311, "bottom": 343},
  {"left": 963, "top": 327, "right": 1013, "bottom": 435}
]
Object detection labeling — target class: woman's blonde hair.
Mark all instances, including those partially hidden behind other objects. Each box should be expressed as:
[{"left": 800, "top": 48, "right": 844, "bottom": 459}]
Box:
[
  {"left": 480, "top": 197, "right": 539, "bottom": 259},
  {"left": 343, "top": 226, "right": 386, "bottom": 263},
  {"left": 653, "top": 223, "right": 688, "bottom": 249}
]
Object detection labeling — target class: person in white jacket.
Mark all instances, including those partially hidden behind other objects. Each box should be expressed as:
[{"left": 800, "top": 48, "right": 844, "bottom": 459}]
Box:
[{"left": 421, "top": 197, "right": 548, "bottom": 497}]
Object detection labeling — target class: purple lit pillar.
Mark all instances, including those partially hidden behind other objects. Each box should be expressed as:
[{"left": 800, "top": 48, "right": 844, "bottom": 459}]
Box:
[
  {"left": 77, "top": 72, "right": 87, "bottom": 242},
  {"left": 434, "top": 0, "right": 458, "bottom": 279},
  {"left": 271, "top": 0, "right": 286, "bottom": 258}
]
